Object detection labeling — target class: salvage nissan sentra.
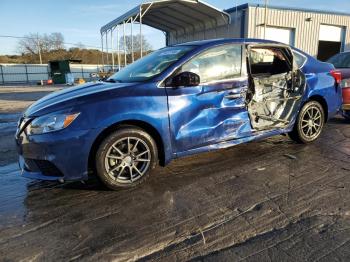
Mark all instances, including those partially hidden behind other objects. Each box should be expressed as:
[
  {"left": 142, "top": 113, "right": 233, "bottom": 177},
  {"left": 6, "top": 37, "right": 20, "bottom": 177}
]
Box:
[{"left": 16, "top": 39, "right": 342, "bottom": 190}]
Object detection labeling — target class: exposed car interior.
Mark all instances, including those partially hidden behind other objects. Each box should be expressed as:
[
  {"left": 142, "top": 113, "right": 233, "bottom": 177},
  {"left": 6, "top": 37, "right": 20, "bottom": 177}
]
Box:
[{"left": 247, "top": 45, "right": 306, "bottom": 131}]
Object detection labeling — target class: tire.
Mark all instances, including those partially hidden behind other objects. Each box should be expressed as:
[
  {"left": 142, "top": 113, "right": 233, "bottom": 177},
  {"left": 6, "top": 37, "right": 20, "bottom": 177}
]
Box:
[
  {"left": 343, "top": 110, "right": 350, "bottom": 120},
  {"left": 289, "top": 100, "right": 325, "bottom": 144},
  {"left": 95, "top": 127, "right": 158, "bottom": 190}
]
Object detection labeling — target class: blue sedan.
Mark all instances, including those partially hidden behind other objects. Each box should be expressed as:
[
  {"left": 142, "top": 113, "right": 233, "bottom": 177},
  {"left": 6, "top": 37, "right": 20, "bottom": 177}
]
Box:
[{"left": 16, "top": 39, "right": 342, "bottom": 190}]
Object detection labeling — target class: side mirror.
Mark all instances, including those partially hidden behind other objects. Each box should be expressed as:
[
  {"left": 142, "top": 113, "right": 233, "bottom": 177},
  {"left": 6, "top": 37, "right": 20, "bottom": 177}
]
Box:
[{"left": 169, "top": 72, "right": 200, "bottom": 87}]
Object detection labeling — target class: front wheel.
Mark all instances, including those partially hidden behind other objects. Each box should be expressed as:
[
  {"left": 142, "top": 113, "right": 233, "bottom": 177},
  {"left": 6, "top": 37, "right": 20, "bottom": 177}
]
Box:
[
  {"left": 289, "top": 101, "right": 325, "bottom": 144},
  {"left": 95, "top": 127, "right": 158, "bottom": 190}
]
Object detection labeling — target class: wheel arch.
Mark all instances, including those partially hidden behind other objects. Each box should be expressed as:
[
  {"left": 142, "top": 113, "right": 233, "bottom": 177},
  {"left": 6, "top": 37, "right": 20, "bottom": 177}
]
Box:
[
  {"left": 306, "top": 95, "right": 329, "bottom": 122},
  {"left": 88, "top": 120, "right": 166, "bottom": 175}
]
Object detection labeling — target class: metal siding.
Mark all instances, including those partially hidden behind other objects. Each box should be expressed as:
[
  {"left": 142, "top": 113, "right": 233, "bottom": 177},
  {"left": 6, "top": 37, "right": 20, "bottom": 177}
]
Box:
[
  {"left": 167, "top": 5, "right": 350, "bottom": 56},
  {"left": 247, "top": 6, "right": 350, "bottom": 57}
]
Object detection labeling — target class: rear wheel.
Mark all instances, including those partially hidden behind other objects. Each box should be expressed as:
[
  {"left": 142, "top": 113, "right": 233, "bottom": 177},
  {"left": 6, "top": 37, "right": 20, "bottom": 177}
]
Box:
[
  {"left": 95, "top": 127, "right": 158, "bottom": 190},
  {"left": 289, "top": 101, "right": 325, "bottom": 143}
]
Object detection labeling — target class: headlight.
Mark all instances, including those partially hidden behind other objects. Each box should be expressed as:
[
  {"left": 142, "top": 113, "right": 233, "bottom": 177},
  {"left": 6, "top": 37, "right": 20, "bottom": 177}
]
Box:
[
  {"left": 26, "top": 112, "right": 80, "bottom": 135},
  {"left": 341, "top": 79, "right": 350, "bottom": 89}
]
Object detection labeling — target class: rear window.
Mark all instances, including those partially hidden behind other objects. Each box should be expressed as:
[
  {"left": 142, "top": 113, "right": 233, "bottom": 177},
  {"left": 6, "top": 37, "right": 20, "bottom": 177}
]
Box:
[{"left": 327, "top": 52, "right": 350, "bottom": 68}]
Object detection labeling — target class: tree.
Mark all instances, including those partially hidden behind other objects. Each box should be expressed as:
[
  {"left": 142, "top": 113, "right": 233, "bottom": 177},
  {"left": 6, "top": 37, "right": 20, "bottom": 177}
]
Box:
[
  {"left": 49, "top": 32, "right": 65, "bottom": 50},
  {"left": 119, "top": 34, "right": 152, "bottom": 63},
  {"left": 17, "top": 32, "right": 65, "bottom": 62}
]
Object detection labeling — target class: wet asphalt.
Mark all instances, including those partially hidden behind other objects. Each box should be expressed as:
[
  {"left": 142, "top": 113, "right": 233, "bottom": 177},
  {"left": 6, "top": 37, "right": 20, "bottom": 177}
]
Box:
[{"left": 0, "top": 87, "right": 350, "bottom": 261}]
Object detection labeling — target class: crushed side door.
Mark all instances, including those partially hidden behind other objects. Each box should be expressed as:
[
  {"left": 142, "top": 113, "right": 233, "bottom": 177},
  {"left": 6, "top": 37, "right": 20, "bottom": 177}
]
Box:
[
  {"left": 165, "top": 44, "right": 253, "bottom": 153},
  {"left": 246, "top": 45, "right": 306, "bottom": 131}
]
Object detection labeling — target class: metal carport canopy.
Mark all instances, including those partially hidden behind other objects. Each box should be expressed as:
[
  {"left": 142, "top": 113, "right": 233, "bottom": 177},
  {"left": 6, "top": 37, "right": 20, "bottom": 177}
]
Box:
[
  {"left": 100, "top": 0, "right": 231, "bottom": 35},
  {"left": 99, "top": 0, "right": 230, "bottom": 70}
]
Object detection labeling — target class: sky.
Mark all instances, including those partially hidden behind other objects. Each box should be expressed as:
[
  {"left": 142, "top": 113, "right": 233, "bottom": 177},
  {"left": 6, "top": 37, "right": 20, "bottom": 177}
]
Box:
[{"left": 0, "top": 0, "right": 350, "bottom": 55}]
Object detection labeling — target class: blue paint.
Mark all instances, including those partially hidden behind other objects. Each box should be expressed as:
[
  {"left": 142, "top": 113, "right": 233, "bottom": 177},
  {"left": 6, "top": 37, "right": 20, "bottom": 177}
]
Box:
[{"left": 15, "top": 39, "right": 342, "bottom": 181}]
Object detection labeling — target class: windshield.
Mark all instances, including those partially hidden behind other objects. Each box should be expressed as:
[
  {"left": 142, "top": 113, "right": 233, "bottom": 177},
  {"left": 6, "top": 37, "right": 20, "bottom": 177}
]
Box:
[
  {"left": 108, "top": 45, "right": 195, "bottom": 82},
  {"left": 327, "top": 52, "right": 350, "bottom": 68}
]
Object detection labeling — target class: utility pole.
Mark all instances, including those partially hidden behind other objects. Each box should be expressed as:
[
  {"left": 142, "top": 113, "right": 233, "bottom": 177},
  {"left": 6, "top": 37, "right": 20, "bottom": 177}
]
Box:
[
  {"left": 37, "top": 33, "right": 43, "bottom": 85},
  {"left": 264, "top": 0, "right": 269, "bottom": 39}
]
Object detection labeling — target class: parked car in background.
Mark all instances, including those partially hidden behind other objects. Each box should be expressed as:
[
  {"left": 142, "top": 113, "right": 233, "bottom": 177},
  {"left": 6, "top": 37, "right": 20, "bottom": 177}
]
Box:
[
  {"left": 328, "top": 51, "right": 350, "bottom": 119},
  {"left": 16, "top": 39, "right": 342, "bottom": 190}
]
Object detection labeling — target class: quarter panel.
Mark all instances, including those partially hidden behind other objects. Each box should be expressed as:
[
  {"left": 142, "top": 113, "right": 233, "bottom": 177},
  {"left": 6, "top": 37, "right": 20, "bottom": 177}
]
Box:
[{"left": 302, "top": 59, "right": 342, "bottom": 119}]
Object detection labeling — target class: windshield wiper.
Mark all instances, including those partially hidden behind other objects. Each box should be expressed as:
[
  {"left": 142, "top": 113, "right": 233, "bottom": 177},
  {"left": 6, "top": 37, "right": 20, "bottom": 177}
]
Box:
[{"left": 103, "top": 79, "right": 122, "bottom": 83}]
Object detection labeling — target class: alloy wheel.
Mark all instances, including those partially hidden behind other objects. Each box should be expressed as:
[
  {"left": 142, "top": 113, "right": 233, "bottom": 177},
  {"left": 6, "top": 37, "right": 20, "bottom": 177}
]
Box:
[
  {"left": 300, "top": 105, "right": 323, "bottom": 140},
  {"left": 104, "top": 137, "right": 151, "bottom": 184}
]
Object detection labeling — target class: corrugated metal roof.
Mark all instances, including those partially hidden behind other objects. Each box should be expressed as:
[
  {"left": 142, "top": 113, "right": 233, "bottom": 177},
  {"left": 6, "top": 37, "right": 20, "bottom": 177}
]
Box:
[{"left": 100, "top": 0, "right": 231, "bottom": 34}]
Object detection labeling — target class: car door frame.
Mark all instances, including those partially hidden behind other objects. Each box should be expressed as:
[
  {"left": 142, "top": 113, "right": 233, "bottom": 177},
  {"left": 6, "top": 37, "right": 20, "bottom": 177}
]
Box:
[{"left": 245, "top": 43, "right": 306, "bottom": 132}]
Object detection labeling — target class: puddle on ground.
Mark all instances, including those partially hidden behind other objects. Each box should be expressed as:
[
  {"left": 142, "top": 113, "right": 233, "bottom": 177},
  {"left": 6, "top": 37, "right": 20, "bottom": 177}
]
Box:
[
  {"left": 0, "top": 163, "right": 28, "bottom": 227},
  {"left": 0, "top": 113, "right": 22, "bottom": 122},
  {"left": 0, "top": 113, "right": 21, "bottom": 133}
]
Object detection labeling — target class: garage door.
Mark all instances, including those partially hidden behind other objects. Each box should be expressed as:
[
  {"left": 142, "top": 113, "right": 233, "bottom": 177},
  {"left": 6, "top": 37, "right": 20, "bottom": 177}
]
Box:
[
  {"left": 319, "top": 24, "right": 344, "bottom": 42},
  {"left": 317, "top": 24, "right": 345, "bottom": 61},
  {"left": 265, "top": 26, "right": 295, "bottom": 46}
]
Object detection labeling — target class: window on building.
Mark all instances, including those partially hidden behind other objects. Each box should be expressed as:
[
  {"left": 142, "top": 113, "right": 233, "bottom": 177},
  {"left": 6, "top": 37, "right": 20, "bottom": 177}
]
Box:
[
  {"left": 265, "top": 26, "right": 295, "bottom": 46},
  {"left": 181, "top": 44, "right": 242, "bottom": 84},
  {"left": 317, "top": 24, "right": 345, "bottom": 61}
]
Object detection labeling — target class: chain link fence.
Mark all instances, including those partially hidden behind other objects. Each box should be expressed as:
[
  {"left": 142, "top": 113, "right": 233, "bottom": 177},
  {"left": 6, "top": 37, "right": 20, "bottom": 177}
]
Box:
[{"left": 0, "top": 64, "right": 116, "bottom": 85}]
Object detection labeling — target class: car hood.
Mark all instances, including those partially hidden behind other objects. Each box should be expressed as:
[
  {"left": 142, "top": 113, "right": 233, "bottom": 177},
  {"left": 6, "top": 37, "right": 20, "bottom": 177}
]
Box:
[{"left": 24, "top": 81, "right": 136, "bottom": 117}]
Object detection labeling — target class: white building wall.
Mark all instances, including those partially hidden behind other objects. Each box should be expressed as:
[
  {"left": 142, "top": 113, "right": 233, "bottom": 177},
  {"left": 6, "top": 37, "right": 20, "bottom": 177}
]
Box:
[
  {"left": 247, "top": 6, "right": 350, "bottom": 57},
  {"left": 167, "top": 5, "right": 350, "bottom": 58}
]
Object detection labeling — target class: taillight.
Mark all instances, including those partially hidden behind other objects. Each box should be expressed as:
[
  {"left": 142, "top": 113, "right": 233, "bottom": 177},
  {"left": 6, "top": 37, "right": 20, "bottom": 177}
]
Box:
[{"left": 330, "top": 70, "right": 342, "bottom": 85}]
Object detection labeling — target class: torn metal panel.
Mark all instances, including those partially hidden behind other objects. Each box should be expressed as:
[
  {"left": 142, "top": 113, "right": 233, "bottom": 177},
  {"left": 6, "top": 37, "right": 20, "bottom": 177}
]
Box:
[
  {"left": 246, "top": 45, "right": 306, "bottom": 131},
  {"left": 248, "top": 71, "right": 305, "bottom": 130}
]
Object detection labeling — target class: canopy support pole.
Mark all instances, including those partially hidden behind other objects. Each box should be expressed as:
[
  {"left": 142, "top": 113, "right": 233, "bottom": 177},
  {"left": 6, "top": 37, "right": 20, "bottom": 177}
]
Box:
[
  {"left": 117, "top": 26, "right": 121, "bottom": 71},
  {"left": 111, "top": 29, "right": 115, "bottom": 70},
  {"left": 123, "top": 21, "right": 127, "bottom": 67},
  {"left": 101, "top": 33, "right": 105, "bottom": 68},
  {"left": 139, "top": 3, "right": 153, "bottom": 58},
  {"left": 131, "top": 18, "right": 134, "bottom": 62},
  {"left": 105, "top": 32, "right": 109, "bottom": 67},
  {"left": 139, "top": 7, "right": 143, "bottom": 58}
]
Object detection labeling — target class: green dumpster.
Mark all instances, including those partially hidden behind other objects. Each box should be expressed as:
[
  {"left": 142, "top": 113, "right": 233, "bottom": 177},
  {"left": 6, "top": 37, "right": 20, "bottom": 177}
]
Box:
[
  {"left": 49, "top": 60, "right": 70, "bottom": 84},
  {"left": 49, "top": 59, "right": 81, "bottom": 84}
]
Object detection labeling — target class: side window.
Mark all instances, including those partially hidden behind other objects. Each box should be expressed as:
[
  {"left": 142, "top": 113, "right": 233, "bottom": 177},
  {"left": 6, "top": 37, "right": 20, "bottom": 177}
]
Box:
[
  {"left": 181, "top": 45, "right": 242, "bottom": 84},
  {"left": 249, "top": 47, "right": 291, "bottom": 76},
  {"left": 293, "top": 51, "right": 307, "bottom": 68}
]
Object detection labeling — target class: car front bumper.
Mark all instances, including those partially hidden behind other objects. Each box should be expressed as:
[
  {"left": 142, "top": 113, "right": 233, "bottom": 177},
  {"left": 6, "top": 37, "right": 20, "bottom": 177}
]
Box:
[{"left": 16, "top": 128, "right": 97, "bottom": 181}]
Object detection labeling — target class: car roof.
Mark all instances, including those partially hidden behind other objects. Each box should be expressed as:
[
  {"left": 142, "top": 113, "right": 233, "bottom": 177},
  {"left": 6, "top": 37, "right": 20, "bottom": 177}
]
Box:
[
  {"left": 174, "top": 38, "right": 281, "bottom": 47},
  {"left": 173, "top": 38, "right": 314, "bottom": 59}
]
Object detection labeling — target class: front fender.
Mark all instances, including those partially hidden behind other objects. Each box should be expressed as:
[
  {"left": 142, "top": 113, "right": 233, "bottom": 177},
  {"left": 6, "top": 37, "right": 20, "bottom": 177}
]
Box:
[{"left": 73, "top": 91, "right": 173, "bottom": 165}]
